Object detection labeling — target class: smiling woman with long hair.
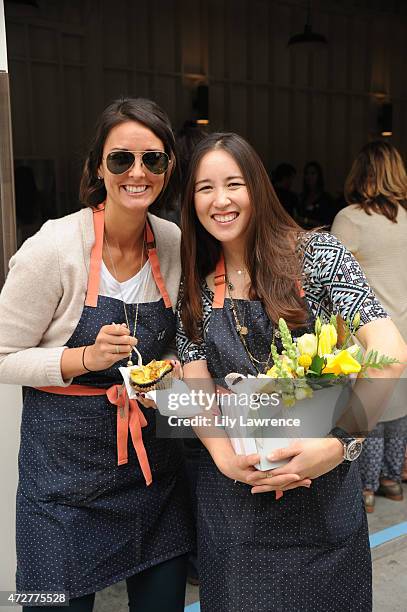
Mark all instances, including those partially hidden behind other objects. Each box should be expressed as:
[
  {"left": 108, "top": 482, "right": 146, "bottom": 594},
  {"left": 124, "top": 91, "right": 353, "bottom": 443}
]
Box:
[
  {"left": 0, "top": 98, "right": 193, "bottom": 612},
  {"left": 332, "top": 140, "right": 407, "bottom": 514},
  {"left": 176, "top": 132, "right": 407, "bottom": 612}
]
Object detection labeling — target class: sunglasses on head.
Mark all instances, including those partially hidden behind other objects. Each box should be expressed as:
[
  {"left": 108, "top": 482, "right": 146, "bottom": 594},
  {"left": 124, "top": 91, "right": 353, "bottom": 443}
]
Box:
[{"left": 106, "top": 150, "right": 171, "bottom": 175}]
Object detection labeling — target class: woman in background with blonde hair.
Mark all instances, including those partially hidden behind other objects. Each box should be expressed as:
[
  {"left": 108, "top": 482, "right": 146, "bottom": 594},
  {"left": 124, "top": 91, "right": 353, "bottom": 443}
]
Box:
[{"left": 332, "top": 140, "right": 407, "bottom": 513}]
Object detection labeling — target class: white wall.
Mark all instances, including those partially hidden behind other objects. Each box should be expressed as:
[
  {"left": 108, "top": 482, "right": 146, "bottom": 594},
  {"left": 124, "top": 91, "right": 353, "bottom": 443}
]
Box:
[
  {"left": 0, "top": 384, "right": 22, "bottom": 612},
  {"left": 0, "top": 0, "right": 7, "bottom": 71}
]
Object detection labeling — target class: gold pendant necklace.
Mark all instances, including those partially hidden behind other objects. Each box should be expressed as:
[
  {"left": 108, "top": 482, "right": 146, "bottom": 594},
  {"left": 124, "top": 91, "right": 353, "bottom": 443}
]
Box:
[
  {"left": 104, "top": 233, "right": 149, "bottom": 366},
  {"left": 225, "top": 270, "right": 274, "bottom": 375}
]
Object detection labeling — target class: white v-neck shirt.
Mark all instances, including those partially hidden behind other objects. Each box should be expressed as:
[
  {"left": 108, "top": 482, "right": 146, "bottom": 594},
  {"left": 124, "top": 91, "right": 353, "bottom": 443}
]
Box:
[{"left": 99, "top": 260, "right": 152, "bottom": 304}]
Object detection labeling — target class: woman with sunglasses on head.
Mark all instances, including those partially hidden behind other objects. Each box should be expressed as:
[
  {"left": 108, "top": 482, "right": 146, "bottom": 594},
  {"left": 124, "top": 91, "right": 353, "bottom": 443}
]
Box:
[
  {"left": 176, "top": 133, "right": 407, "bottom": 612},
  {"left": 0, "top": 98, "right": 193, "bottom": 611}
]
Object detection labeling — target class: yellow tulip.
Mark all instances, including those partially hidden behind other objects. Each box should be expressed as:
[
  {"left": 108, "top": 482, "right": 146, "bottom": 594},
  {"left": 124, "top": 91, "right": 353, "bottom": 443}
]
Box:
[
  {"left": 322, "top": 350, "right": 362, "bottom": 375},
  {"left": 297, "top": 333, "right": 318, "bottom": 358},
  {"left": 266, "top": 359, "right": 294, "bottom": 378},
  {"left": 318, "top": 324, "right": 338, "bottom": 357},
  {"left": 298, "top": 354, "right": 313, "bottom": 369}
]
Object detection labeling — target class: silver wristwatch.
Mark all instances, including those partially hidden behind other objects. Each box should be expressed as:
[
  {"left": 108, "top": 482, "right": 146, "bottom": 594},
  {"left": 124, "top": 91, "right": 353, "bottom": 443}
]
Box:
[{"left": 330, "top": 427, "right": 363, "bottom": 462}]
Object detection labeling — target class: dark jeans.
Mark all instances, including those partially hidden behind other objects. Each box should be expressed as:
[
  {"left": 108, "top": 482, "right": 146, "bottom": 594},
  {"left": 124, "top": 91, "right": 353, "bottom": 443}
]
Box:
[{"left": 23, "top": 554, "right": 188, "bottom": 612}]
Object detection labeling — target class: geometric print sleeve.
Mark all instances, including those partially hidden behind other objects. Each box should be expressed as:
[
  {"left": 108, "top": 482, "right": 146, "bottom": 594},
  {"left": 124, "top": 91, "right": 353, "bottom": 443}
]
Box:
[
  {"left": 301, "top": 232, "right": 389, "bottom": 326},
  {"left": 176, "top": 283, "right": 213, "bottom": 365}
]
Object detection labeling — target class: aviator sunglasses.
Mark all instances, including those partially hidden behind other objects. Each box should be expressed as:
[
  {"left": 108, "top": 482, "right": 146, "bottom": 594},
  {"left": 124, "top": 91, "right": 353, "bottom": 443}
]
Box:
[{"left": 105, "top": 150, "right": 171, "bottom": 175}]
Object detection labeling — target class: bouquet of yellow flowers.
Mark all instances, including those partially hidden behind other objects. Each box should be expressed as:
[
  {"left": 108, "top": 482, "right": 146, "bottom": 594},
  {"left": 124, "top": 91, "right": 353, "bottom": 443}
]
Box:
[{"left": 261, "top": 313, "right": 398, "bottom": 407}]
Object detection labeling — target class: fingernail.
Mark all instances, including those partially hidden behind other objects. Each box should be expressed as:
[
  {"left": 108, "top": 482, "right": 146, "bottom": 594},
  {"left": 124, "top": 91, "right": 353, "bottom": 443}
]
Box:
[{"left": 268, "top": 453, "right": 275, "bottom": 460}]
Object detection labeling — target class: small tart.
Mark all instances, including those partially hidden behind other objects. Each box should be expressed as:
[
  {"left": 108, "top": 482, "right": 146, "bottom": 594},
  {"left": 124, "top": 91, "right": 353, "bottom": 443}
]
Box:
[{"left": 129, "top": 359, "right": 174, "bottom": 391}]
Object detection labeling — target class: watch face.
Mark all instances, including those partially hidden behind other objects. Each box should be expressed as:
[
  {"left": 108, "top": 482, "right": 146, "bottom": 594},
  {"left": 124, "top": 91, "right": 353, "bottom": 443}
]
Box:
[{"left": 346, "top": 440, "right": 363, "bottom": 461}]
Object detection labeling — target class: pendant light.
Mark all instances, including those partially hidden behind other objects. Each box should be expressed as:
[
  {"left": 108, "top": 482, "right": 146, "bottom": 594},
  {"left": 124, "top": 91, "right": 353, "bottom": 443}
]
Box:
[{"left": 288, "top": 0, "right": 327, "bottom": 48}]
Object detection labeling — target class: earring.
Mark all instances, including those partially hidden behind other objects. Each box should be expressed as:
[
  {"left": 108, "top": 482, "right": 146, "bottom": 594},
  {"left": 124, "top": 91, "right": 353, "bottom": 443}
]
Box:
[{"left": 97, "top": 176, "right": 104, "bottom": 181}]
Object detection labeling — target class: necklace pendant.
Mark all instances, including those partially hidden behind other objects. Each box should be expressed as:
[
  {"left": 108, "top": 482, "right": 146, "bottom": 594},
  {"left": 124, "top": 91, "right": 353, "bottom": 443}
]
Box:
[
  {"left": 127, "top": 359, "right": 133, "bottom": 367},
  {"left": 227, "top": 281, "right": 234, "bottom": 291},
  {"left": 240, "top": 326, "right": 248, "bottom": 336}
]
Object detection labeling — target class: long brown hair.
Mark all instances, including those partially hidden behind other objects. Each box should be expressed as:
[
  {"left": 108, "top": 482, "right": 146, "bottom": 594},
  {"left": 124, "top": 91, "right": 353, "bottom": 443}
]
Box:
[
  {"left": 180, "top": 132, "right": 308, "bottom": 342},
  {"left": 345, "top": 140, "right": 407, "bottom": 222},
  {"left": 79, "top": 97, "right": 179, "bottom": 211}
]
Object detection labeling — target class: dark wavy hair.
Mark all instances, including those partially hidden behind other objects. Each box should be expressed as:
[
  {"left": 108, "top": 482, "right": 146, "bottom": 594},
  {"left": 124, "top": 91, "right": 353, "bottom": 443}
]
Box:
[
  {"left": 79, "top": 97, "right": 179, "bottom": 211},
  {"left": 345, "top": 140, "right": 407, "bottom": 223},
  {"left": 180, "top": 132, "right": 309, "bottom": 342}
]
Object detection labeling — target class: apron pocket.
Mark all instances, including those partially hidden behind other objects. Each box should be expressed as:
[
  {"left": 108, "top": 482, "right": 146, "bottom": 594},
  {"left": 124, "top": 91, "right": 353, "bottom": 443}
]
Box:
[
  {"left": 24, "top": 414, "right": 117, "bottom": 504},
  {"left": 299, "top": 462, "right": 364, "bottom": 546},
  {"left": 197, "top": 457, "right": 256, "bottom": 551}
]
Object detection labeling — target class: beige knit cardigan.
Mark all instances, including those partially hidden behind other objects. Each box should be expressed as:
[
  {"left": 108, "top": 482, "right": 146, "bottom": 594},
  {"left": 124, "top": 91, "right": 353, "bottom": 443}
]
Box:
[{"left": 0, "top": 207, "right": 181, "bottom": 388}]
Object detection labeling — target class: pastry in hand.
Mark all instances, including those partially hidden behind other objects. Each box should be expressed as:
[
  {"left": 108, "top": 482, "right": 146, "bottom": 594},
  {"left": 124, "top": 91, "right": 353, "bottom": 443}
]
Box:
[{"left": 129, "top": 359, "right": 174, "bottom": 392}]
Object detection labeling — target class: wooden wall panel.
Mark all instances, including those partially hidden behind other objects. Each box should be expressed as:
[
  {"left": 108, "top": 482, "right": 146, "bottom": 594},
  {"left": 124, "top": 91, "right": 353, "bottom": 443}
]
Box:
[
  {"left": 291, "top": 92, "right": 309, "bottom": 173},
  {"left": 272, "top": 90, "right": 291, "bottom": 168},
  {"left": 102, "top": 0, "right": 128, "bottom": 67},
  {"left": 152, "top": 76, "right": 178, "bottom": 122},
  {"left": 309, "top": 94, "right": 328, "bottom": 169},
  {"left": 349, "top": 96, "right": 367, "bottom": 162},
  {"left": 207, "top": 0, "right": 225, "bottom": 79},
  {"left": 29, "top": 26, "right": 57, "bottom": 61},
  {"left": 329, "top": 95, "right": 348, "bottom": 193},
  {"left": 249, "top": 1, "right": 269, "bottom": 83},
  {"left": 150, "top": 0, "right": 178, "bottom": 72},
  {"left": 328, "top": 13, "right": 348, "bottom": 91},
  {"left": 229, "top": 84, "right": 248, "bottom": 137},
  {"left": 349, "top": 19, "right": 368, "bottom": 93},
  {"left": 8, "top": 60, "right": 30, "bottom": 158},
  {"left": 4, "top": 0, "right": 407, "bottom": 214},
  {"left": 104, "top": 69, "right": 130, "bottom": 103},
  {"left": 209, "top": 82, "right": 226, "bottom": 132},
  {"left": 128, "top": 2, "right": 151, "bottom": 70},
  {"left": 31, "top": 64, "right": 59, "bottom": 156},
  {"left": 226, "top": 0, "right": 248, "bottom": 81},
  {"left": 250, "top": 86, "right": 269, "bottom": 166},
  {"left": 272, "top": 3, "right": 292, "bottom": 87}
]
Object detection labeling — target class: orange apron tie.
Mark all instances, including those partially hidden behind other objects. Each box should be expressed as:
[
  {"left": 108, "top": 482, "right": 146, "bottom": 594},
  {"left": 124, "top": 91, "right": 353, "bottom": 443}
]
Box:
[
  {"left": 106, "top": 384, "right": 152, "bottom": 486},
  {"left": 37, "top": 384, "right": 152, "bottom": 486}
]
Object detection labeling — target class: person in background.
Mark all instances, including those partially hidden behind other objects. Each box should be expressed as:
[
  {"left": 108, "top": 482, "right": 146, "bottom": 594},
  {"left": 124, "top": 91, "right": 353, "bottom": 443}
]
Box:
[
  {"left": 271, "top": 162, "right": 298, "bottom": 217},
  {"left": 0, "top": 97, "right": 193, "bottom": 611},
  {"left": 332, "top": 140, "right": 407, "bottom": 513},
  {"left": 297, "top": 161, "right": 337, "bottom": 228},
  {"left": 158, "top": 120, "right": 208, "bottom": 227}
]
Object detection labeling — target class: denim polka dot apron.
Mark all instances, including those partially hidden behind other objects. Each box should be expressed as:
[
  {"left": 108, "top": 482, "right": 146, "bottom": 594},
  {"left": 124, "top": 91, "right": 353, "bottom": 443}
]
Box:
[
  {"left": 15, "top": 207, "right": 193, "bottom": 599},
  {"left": 196, "top": 254, "right": 372, "bottom": 612}
]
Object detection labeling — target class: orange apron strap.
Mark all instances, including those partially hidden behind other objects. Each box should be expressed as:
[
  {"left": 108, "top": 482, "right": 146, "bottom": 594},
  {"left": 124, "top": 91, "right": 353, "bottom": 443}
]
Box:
[
  {"left": 145, "top": 220, "right": 172, "bottom": 309},
  {"left": 36, "top": 384, "right": 107, "bottom": 396},
  {"left": 85, "top": 206, "right": 105, "bottom": 307},
  {"left": 213, "top": 252, "right": 227, "bottom": 309}
]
